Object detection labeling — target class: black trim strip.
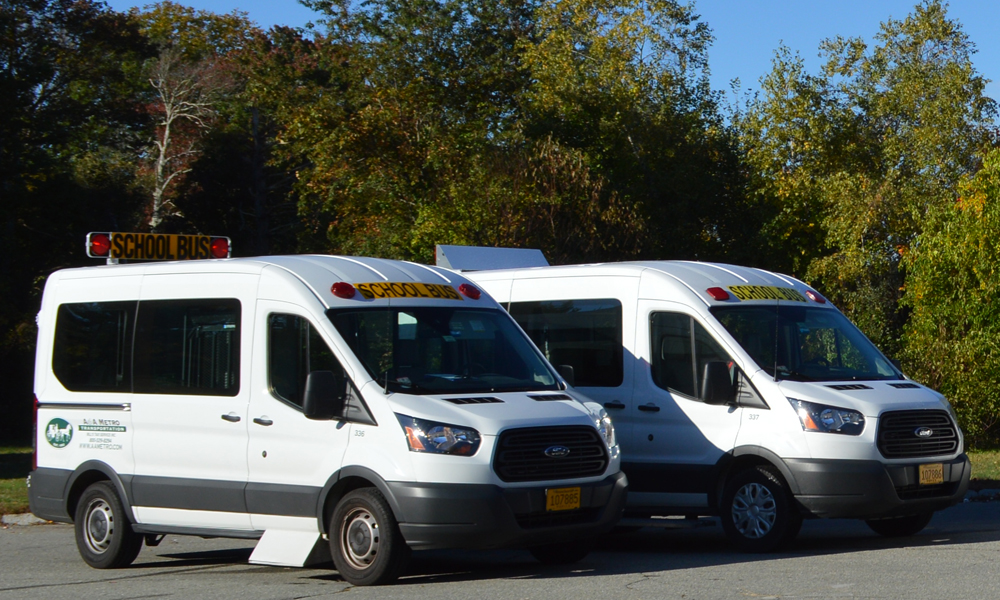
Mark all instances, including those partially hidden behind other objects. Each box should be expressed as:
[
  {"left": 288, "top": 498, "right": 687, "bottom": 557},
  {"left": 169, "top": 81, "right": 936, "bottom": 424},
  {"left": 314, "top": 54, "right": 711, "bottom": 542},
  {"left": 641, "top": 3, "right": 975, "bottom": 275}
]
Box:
[
  {"left": 131, "top": 524, "right": 262, "bottom": 540},
  {"left": 132, "top": 476, "right": 247, "bottom": 513},
  {"left": 37, "top": 402, "right": 131, "bottom": 411},
  {"left": 245, "top": 482, "right": 320, "bottom": 517}
]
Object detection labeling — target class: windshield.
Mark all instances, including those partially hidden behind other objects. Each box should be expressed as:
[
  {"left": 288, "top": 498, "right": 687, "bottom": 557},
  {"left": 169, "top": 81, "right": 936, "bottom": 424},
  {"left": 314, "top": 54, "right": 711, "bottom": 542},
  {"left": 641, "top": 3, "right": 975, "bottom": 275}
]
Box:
[
  {"left": 328, "top": 306, "right": 559, "bottom": 394},
  {"left": 710, "top": 305, "right": 901, "bottom": 382}
]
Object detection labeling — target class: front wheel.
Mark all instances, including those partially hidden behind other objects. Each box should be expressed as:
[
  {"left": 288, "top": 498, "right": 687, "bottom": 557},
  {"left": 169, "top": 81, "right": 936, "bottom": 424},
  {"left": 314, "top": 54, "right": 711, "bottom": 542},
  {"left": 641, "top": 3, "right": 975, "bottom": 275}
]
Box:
[
  {"left": 720, "top": 465, "right": 801, "bottom": 552},
  {"left": 330, "top": 488, "right": 410, "bottom": 586},
  {"left": 74, "top": 481, "right": 143, "bottom": 569},
  {"left": 865, "top": 512, "right": 933, "bottom": 537}
]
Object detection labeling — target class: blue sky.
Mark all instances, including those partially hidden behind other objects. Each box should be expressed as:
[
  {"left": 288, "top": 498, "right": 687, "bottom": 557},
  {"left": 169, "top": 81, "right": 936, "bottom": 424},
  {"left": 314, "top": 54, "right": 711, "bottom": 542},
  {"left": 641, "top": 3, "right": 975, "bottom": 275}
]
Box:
[{"left": 104, "top": 0, "right": 1000, "bottom": 101}]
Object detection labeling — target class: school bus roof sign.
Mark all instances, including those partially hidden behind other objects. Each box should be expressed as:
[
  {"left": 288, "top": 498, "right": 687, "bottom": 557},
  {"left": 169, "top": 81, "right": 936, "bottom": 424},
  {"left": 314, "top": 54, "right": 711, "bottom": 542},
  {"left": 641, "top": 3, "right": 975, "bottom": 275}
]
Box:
[{"left": 86, "top": 232, "right": 231, "bottom": 261}]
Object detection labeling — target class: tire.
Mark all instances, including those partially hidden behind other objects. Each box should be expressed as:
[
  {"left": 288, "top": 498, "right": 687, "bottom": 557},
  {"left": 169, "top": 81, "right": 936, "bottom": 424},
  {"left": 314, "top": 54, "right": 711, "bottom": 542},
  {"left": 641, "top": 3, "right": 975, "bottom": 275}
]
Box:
[
  {"left": 74, "top": 481, "right": 143, "bottom": 569},
  {"left": 720, "top": 465, "right": 801, "bottom": 552},
  {"left": 329, "top": 488, "right": 410, "bottom": 586},
  {"left": 529, "top": 539, "right": 595, "bottom": 565},
  {"left": 865, "top": 512, "right": 933, "bottom": 537}
]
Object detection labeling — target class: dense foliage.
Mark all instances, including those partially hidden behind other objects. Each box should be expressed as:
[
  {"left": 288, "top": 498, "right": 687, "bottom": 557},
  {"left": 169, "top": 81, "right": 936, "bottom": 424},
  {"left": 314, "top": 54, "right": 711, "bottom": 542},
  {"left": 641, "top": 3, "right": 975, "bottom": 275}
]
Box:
[{"left": 2, "top": 0, "right": 1000, "bottom": 444}]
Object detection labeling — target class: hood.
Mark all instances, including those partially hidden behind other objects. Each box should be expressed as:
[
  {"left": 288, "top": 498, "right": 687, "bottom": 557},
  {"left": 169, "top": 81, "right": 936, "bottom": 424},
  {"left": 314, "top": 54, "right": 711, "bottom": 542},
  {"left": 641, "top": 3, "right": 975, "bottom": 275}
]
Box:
[
  {"left": 776, "top": 379, "right": 949, "bottom": 417},
  {"left": 387, "top": 389, "right": 598, "bottom": 435}
]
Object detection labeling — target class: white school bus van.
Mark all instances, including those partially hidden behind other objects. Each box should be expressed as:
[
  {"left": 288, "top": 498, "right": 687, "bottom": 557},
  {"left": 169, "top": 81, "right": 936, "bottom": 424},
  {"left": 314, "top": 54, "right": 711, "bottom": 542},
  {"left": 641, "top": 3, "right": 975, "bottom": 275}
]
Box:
[
  {"left": 29, "top": 242, "right": 626, "bottom": 585},
  {"left": 466, "top": 258, "right": 970, "bottom": 551}
]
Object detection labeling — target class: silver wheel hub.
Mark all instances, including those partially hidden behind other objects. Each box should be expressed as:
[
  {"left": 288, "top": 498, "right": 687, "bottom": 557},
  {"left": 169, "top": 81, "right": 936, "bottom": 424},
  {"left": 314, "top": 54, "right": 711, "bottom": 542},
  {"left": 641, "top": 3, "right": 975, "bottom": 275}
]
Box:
[
  {"left": 84, "top": 498, "right": 115, "bottom": 554},
  {"left": 340, "top": 508, "right": 380, "bottom": 570},
  {"left": 731, "top": 482, "right": 777, "bottom": 539}
]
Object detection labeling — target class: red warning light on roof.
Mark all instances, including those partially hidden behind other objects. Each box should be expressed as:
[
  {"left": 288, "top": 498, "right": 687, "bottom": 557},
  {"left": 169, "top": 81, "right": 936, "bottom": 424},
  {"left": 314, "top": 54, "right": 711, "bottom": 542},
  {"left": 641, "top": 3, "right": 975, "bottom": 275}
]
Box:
[
  {"left": 706, "top": 287, "right": 730, "bottom": 301},
  {"left": 331, "top": 282, "right": 357, "bottom": 299},
  {"left": 458, "top": 283, "right": 481, "bottom": 300},
  {"left": 805, "top": 290, "right": 826, "bottom": 304},
  {"left": 210, "top": 237, "right": 230, "bottom": 259},
  {"left": 88, "top": 233, "right": 111, "bottom": 257}
]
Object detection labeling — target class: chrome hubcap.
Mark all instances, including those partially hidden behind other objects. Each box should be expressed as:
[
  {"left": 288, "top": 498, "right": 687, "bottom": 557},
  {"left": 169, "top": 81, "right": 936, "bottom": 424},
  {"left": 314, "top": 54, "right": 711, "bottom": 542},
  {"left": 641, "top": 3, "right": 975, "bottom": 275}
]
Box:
[
  {"left": 340, "top": 508, "right": 380, "bottom": 570},
  {"left": 84, "top": 498, "right": 115, "bottom": 554},
  {"left": 731, "top": 482, "right": 777, "bottom": 539}
]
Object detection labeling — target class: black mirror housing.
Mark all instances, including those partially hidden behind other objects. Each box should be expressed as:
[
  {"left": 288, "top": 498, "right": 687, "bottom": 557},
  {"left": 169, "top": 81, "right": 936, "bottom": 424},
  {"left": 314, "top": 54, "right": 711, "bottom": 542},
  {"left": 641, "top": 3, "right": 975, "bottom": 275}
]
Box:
[
  {"left": 556, "top": 364, "right": 575, "bottom": 387},
  {"left": 303, "top": 370, "right": 346, "bottom": 420},
  {"left": 701, "top": 361, "right": 735, "bottom": 405}
]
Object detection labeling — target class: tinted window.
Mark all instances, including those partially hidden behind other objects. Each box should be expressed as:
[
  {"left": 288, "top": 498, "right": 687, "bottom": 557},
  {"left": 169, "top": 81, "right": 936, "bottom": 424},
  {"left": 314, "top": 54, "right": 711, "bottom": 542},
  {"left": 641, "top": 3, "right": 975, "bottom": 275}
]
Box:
[
  {"left": 133, "top": 299, "right": 240, "bottom": 396},
  {"left": 52, "top": 301, "right": 136, "bottom": 392},
  {"left": 509, "top": 299, "right": 623, "bottom": 387},
  {"left": 269, "top": 314, "right": 343, "bottom": 406},
  {"left": 711, "top": 305, "right": 900, "bottom": 382},
  {"left": 650, "top": 312, "right": 732, "bottom": 400},
  {"left": 329, "top": 307, "right": 558, "bottom": 394}
]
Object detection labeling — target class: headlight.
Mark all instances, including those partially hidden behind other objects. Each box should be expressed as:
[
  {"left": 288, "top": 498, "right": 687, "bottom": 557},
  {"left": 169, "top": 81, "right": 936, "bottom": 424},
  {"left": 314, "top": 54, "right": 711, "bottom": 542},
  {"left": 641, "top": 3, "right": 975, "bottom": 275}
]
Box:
[
  {"left": 594, "top": 408, "right": 617, "bottom": 449},
  {"left": 788, "top": 398, "right": 865, "bottom": 435},
  {"left": 395, "top": 414, "right": 481, "bottom": 456}
]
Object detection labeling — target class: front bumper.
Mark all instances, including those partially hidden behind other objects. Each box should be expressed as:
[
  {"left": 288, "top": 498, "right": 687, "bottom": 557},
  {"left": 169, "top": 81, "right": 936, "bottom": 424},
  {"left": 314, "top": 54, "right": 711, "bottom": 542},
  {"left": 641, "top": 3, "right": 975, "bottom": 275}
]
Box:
[
  {"left": 787, "top": 454, "right": 970, "bottom": 519},
  {"left": 388, "top": 471, "right": 628, "bottom": 550}
]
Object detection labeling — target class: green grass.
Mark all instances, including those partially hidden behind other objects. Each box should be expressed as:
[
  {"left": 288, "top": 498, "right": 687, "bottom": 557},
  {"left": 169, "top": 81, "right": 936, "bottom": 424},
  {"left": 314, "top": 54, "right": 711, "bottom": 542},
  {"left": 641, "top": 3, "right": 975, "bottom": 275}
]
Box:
[
  {"left": 0, "top": 448, "right": 31, "bottom": 516},
  {"left": 969, "top": 449, "right": 1000, "bottom": 482}
]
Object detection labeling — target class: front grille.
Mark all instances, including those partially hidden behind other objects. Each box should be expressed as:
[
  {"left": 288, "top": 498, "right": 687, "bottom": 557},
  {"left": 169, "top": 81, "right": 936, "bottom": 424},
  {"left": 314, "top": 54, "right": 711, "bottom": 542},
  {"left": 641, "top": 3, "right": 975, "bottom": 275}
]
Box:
[
  {"left": 493, "top": 426, "right": 608, "bottom": 482},
  {"left": 877, "top": 410, "right": 959, "bottom": 458}
]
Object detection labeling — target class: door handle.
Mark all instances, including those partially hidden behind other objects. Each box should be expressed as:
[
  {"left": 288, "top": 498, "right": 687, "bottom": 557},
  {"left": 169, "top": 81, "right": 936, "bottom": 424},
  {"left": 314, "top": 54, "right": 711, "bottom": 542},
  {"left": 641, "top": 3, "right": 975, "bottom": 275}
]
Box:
[
  {"left": 638, "top": 403, "right": 660, "bottom": 412},
  {"left": 253, "top": 417, "right": 274, "bottom": 426},
  {"left": 604, "top": 400, "right": 626, "bottom": 410},
  {"left": 221, "top": 413, "right": 242, "bottom": 423}
]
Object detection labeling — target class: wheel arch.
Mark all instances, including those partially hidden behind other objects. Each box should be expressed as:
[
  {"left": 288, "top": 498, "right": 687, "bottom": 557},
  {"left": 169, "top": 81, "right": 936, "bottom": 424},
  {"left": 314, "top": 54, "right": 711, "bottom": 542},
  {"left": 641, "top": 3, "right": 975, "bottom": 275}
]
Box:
[
  {"left": 316, "top": 466, "right": 404, "bottom": 534},
  {"left": 714, "top": 446, "right": 800, "bottom": 510},
  {"left": 65, "top": 461, "right": 134, "bottom": 524}
]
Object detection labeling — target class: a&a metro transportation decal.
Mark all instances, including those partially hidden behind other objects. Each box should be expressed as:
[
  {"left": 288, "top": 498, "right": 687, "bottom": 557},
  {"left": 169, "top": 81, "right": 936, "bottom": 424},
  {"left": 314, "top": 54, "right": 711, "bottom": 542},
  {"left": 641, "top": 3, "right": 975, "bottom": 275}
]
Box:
[{"left": 45, "top": 418, "right": 73, "bottom": 448}]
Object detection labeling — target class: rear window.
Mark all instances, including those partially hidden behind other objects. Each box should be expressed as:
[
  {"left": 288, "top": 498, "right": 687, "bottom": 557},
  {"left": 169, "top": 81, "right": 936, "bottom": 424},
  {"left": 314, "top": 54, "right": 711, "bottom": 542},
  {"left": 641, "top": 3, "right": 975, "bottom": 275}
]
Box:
[
  {"left": 508, "top": 299, "right": 623, "bottom": 387},
  {"left": 52, "top": 301, "right": 136, "bottom": 392}
]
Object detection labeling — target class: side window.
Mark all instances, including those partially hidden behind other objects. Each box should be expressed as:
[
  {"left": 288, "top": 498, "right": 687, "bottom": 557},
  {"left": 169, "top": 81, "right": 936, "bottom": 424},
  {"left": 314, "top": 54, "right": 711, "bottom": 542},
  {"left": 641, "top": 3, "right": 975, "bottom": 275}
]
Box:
[
  {"left": 268, "top": 314, "right": 374, "bottom": 423},
  {"left": 269, "top": 314, "right": 343, "bottom": 407},
  {"left": 651, "top": 312, "right": 733, "bottom": 401},
  {"left": 133, "top": 299, "right": 240, "bottom": 396},
  {"left": 52, "top": 301, "right": 136, "bottom": 392},
  {"left": 509, "top": 299, "right": 623, "bottom": 387}
]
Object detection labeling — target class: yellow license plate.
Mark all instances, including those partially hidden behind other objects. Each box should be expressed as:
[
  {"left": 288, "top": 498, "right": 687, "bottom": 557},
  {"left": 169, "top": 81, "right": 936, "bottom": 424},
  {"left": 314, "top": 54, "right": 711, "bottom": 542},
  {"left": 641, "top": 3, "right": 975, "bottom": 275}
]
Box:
[
  {"left": 919, "top": 463, "right": 944, "bottom": 485},
  {"left": 546, "top": 487, "right": 581, "bottom": 512}
]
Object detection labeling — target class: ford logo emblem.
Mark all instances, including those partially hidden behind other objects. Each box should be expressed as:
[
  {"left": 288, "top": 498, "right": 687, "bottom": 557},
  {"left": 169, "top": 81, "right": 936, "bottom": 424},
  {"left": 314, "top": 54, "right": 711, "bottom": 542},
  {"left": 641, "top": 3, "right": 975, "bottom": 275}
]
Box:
[
  {"left": 915, "top": 427, "right": 934, "bottom": 438},
  {"left": 544, "top": 445, "right": 571, "bottom": 458}
]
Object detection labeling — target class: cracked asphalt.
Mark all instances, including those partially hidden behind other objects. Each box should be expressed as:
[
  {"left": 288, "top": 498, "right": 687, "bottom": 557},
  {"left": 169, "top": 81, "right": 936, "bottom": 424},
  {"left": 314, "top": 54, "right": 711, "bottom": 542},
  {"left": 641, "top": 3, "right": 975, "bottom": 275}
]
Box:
[{"left": 2, "top": 502, "right": 999, "bottom": 599}]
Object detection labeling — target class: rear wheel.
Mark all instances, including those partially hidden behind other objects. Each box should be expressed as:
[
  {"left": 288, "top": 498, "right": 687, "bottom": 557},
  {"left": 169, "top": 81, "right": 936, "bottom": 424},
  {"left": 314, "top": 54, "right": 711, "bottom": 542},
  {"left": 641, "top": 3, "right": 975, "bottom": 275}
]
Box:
[
  {"left": 330, "top": 488, "right": 410, "bottom": 586},
  {"left": 720, "top": 465, "right": 801, "bottom": 552},
  {"left": 865, "top": 512, "right": 933, "bottom": 537},
  {"left": 74, "top": 481, "right": 143, "bottom": 569},
  {"left": 529, "top": 539, "right": 595, "bottom": 565}
]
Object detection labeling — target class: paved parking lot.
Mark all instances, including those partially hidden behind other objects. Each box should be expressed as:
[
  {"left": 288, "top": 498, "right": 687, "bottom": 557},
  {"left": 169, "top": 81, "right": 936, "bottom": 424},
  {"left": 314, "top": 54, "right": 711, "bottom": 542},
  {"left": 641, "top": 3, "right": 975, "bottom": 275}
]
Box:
[{"left": 2, "top": 502, "right": 999, "bottom": 600}]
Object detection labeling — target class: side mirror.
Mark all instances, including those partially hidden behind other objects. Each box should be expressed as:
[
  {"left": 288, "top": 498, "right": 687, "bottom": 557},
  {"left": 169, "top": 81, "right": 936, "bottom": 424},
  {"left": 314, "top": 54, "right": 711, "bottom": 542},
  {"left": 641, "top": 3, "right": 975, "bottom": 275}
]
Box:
[
  {"left": 701, "top": 362, "right": 735, "bottom": 405},
  {"left": 303, "top": 370, "right": 346, "bottom": 420},
  {"left": 556, "top": 364, "right": 575, "bottom": 387}
]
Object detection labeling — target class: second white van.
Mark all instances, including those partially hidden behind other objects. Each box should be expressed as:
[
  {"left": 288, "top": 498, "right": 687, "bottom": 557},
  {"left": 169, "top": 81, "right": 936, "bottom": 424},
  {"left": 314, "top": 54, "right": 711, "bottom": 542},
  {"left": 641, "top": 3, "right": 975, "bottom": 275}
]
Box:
[{"left": 468, "top": 259, "right": 970, "bottom": 551}]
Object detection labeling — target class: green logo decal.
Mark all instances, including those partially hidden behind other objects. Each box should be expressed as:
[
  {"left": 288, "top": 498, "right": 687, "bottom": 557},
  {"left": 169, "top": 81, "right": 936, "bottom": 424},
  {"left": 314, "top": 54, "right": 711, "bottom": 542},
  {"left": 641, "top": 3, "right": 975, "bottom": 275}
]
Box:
[{"left": 45, "top": 418, "right": 73, "bottom": 448}]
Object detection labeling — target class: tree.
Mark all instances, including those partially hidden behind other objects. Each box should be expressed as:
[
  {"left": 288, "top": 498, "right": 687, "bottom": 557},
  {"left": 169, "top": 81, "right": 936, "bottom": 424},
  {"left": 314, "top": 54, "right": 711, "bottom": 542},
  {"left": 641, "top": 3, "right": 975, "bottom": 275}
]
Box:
[
  {"left": 738, "top": 1, "right": 996, "bottom": 356},
  {"left": 134, "top": 1, "right": 255, "bottom": 232},
  {"left": 904, "top": 149, "right": 1000, "bottom": 445}
]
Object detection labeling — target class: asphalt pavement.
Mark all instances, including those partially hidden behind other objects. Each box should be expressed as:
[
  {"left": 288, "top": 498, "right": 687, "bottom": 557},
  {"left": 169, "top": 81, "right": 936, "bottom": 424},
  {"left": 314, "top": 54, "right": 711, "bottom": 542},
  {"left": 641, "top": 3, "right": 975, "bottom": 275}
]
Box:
[{"left": 2, "top": 501, "right": 999, "bottom": 599}]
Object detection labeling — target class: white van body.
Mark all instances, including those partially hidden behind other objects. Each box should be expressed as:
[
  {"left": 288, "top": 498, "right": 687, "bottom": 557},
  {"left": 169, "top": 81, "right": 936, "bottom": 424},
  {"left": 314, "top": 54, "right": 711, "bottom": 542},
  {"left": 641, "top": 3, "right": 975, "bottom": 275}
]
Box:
[
  {"left": 468, "top": 260, "right": 970, "bottom": 550},
  {"left": 29, "top": 256, "right": 626, "bottom": 584}
]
